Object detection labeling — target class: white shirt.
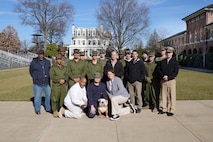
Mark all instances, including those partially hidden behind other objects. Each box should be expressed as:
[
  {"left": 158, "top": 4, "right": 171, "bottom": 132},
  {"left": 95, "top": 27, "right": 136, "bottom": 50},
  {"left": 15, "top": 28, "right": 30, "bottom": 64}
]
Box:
[{"left": 64, "top": 83, "right": 87, "bottom": 107}]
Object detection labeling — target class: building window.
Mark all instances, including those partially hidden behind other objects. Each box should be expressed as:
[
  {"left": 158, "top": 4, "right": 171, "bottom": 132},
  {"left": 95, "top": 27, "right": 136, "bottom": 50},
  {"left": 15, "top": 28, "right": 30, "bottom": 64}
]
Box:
[
  {"left": 93, "top": 40, "right": 96, "bottom": 45},
  {"left": 82, "top": 40, "right": 85, "bottom": 45},
  {"left": 210, "top": 29, "right": 213, "bottom": 39},
  {"left": 73, "top": 40, "right": 75, "bottom": 45},
  {"left": 92, "top": 30, "right": 96, "bottom": 36},
  {"left": 194, "top": 31, "right": 197, "bottom": 42},
  {"left": 88, "top": 40, "right": 91, "bottom": 45},
  {"left": 78, "top": 40, "right": 80, "bottom": 45},
  {"left": 83, "top": 31, "right": 86, "bottom": 36},
  {"left": 189, "top": 32, "right": 192, "bottom": 43},
  {"left": 78, "top": 30, "right": 81, "bottom": 36},
  {"left": 210, "top": 11, "right": 213, "bottom": 17}
]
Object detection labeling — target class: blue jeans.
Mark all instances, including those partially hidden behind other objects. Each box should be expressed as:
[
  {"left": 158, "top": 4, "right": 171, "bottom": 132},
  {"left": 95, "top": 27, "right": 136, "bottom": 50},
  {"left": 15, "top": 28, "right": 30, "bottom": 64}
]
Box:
[{"left": 33, "top": 84, "right": 51, "bottom": 112}]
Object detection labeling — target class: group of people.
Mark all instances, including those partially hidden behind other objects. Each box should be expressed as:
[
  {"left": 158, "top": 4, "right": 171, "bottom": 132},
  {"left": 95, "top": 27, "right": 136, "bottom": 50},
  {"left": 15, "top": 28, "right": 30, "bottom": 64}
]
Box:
[{"left": 29, "top": 45, "right": 179, "bottom": 121}]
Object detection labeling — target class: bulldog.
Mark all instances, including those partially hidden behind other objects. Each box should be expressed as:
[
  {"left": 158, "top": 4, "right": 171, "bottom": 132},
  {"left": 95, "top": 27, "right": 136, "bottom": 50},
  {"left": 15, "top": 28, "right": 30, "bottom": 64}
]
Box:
[{"left": 98, "top": 98, "right": 108, "bottom": 118}]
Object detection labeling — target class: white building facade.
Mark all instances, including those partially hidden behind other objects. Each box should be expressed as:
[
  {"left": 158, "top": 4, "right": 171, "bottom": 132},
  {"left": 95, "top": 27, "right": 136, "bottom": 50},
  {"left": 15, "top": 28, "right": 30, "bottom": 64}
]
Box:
[{"left": 67, "top": 24, "right": 113, "bottom": 59}]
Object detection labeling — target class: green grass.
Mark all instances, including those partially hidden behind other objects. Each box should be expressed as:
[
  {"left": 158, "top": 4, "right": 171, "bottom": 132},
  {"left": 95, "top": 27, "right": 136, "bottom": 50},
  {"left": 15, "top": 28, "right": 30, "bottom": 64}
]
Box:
[
  {"left": 0, "top": 68, "right": 33, "bottom": 101},
  {"left": 0, "top": 67, "right": 212, "bottom": 101},
  {"left": 176, "top": 69, "right": 213, "bottom": 100}
]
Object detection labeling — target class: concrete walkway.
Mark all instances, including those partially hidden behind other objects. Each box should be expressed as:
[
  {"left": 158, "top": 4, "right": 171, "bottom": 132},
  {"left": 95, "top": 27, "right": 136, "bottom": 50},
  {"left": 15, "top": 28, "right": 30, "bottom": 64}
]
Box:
[{"left": 0, "top": 100, "right": 213, "bottom": 142}]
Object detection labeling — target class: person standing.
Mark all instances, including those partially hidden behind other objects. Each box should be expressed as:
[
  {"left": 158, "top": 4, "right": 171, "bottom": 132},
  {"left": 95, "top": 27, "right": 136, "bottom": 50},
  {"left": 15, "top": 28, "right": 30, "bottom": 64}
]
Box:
[
  {"left": 98, "top": 49, "right": 107, "bottom": 69},
  {"left": 123, "top": 49, "right": 132, "bottom": 87},
  {"left": 87, "top": 51, "right": 103, "bottom": 83},
  {"left": 58, "top": 77, "right": 88, "bottom": 119},
  {"left": 86, "top": 72, "right": 108, "bottom": 118},
  {"left": 155, "top": 46, "right": 167, "bottom": 110},
  {"left": 29, "top": 49, "right": 51, "bottom": 115},
  {"left": 144, "top": 52, "right": 158, "bottom": 112},
  {"left": 66, "top": 49, "right": 86, "bottom": 88},
  {"left": 158, "top": 47, "right": 179, "bottom": 116},
  {"left": 126, "top": 50, "right": 146, "bottom": 113},
  {"left": 104, "top": 50, "right": 124, "bottom": 79},
  {"left": 106, "top": 70, "right": 133, "bottom": 121},
  {"left": 52, "top": 46, "right": 68, "bottom": 66},
  {"left": 141, "top": 51, "right": 149, "bottom": 108},
  {"left": 50, "top": 54, "right": 67, "bottom": 118}
]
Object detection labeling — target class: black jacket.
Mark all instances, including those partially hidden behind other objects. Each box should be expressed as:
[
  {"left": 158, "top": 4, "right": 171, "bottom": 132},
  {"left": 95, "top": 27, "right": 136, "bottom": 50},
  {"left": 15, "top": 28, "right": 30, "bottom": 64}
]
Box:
[
  {"left": 104, "top": 60, "right": 124, "bottom": 78},
  {"left": 158, "top": 57, "right": 179, "bottom": 80},
  {"left": 126, "top": 58, "right": 146, "bottom": 83}
]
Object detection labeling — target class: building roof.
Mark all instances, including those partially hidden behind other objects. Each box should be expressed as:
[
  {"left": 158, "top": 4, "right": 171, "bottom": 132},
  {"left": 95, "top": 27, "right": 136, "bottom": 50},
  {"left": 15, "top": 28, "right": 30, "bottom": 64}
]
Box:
[
  {"left": 182, "top": 4, "right": 213, "bottom": 21},
  {"left": 161, "top": 31, "right": 186, "bottom": 41}
]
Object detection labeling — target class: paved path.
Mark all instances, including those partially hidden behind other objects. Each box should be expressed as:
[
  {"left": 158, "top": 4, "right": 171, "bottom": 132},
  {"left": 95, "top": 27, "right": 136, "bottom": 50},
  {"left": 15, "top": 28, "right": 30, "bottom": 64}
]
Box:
[{"left": 0, "top": 100, "right": 213, "bottom": 142}]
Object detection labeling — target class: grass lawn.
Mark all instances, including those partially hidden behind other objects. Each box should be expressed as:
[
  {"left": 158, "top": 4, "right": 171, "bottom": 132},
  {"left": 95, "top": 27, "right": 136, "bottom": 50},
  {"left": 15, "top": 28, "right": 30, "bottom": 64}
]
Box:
[
  {"left": 0, "top": 67, "right": 212, "bottom": 101},
  {"left": 176, "top": 69, "right": 213, "bottom": 100}
]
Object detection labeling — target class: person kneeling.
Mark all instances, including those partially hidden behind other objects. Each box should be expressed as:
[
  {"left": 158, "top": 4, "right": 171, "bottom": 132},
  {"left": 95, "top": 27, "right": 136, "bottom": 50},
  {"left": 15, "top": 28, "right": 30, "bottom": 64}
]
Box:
[
  {"left": 58, "top": 77, "right": 87, "bottom": 119},
  {"left": 86, "top": 72, "right": 108, "bottom": 118},
  {"left": 106, "top": 70, "right": 134, "bottom": 121}
]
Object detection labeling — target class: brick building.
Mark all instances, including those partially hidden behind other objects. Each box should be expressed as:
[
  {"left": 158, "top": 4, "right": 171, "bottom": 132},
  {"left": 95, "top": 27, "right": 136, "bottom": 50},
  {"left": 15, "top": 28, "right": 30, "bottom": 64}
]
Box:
[{"left": 160, "top": 4, "right": 213, "bottom": 55}]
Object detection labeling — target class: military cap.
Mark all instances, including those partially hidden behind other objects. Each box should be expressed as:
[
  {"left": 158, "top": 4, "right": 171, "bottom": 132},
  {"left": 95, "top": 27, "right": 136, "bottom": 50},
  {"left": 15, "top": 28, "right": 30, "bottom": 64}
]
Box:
[
  {"left": 148, "top": 52, "right": 155, "bottom": 57},
  {"left": 125, "top": 50, "right": 131, "bottom": 55},
  {"left": 80, "top": 51, "right": 85, "bottom": 56},
  {"left": 94, "top": 72, "right": 101, "bottom": 78},
  {"left": 100, "top": 49, "right": 106, "bottom": 54},
  {"left": 59, "top": 47, "right": 66, "bottom": 52},
  {"left": 92, "top": 50, "right": 98, "bottom": 56},
  {"left": 56, "top": 54, "right": 62, "bottom": 60},
  {"left": 73, "top": 49, "right": 80, "bottom": 54},
  {"left": 166, "top": 46, "right": 174, "bottom": 53},
  {"left": 160, "top": 46, "right": 166, "bottom": 51}
]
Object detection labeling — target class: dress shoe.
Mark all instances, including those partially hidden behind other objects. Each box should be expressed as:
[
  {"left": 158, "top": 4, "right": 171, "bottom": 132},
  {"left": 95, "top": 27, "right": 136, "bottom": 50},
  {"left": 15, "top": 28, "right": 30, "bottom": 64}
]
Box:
[
  {"left": 136, "top": 109, "right": 141, "bottom": 113},
  {"left": 158, "top": 110, "right": 165, "bottom": 114},
  {"left": 35, "top": 111, "right": 40, "bottom": 115},
  {"left": 167, "top": 112, "right": 174, "bottom": 116},
  {"left": 46, "top": 110, "right": 52, "bottom": 113}
]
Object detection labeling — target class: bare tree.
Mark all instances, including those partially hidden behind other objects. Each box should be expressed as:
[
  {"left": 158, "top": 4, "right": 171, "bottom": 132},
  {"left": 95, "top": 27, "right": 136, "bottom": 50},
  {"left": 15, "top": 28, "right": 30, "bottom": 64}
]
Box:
[
  {"left": 14, "top": 0, "right": 75, "bottom": 51},
  {"left": 0, "top": 25, "right": 21, "bottom": 52},
  {"left": 96, "top": 0, "right": 149, "bottom": 50},
  {"left": 20, "top": 40, "right": 31, "bottom": 51},
  {"left": 146, "top": 29, "right": 160, "bottom": 50}
]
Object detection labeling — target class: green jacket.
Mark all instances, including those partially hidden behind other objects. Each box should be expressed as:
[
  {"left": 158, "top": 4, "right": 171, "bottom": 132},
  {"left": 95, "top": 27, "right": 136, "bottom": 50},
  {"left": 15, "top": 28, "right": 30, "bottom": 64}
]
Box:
[
  {"left": 50, "top": 65, "right": 67, "bottom": 87},
  {"left": 87, "top": 60, "right": 103, "bottom": 80},
  {"left": 98, "top": 58, "right": 107, "bottom": 69},
  {"left": 145, "top": 61, "right": 157, "bottom": 83},
  {"left": 66, "top": 59, "right": 86, "bottom": 80}
]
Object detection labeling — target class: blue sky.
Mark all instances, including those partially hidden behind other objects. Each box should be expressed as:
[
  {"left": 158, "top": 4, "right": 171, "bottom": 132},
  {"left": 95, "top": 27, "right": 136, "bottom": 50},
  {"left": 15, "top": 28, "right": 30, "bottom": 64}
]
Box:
[{"left": 0, "top": 0, "right": 212, "bottom": 46}]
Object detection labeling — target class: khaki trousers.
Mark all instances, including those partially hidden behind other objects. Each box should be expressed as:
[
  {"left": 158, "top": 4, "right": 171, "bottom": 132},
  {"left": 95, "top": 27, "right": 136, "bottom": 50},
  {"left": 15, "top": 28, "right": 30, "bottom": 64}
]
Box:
[
  {"left": 128, "top": 81, "right": 142, "bottom": 110},
  {"left": 111, "top": 95, "right": 130, "bottom": 116},
  {"left": 160, "top": 79, "right": 176, "bottom": 113}
]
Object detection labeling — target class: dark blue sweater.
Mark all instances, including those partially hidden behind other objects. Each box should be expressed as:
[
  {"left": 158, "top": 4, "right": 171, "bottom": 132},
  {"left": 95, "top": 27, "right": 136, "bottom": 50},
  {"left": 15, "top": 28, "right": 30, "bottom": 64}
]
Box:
[
  {"left": 29, "top": 57, "right": 51, "bottom": 86},
  {"left": 87, "top": 82, "right": 108, "bottom": 108}
]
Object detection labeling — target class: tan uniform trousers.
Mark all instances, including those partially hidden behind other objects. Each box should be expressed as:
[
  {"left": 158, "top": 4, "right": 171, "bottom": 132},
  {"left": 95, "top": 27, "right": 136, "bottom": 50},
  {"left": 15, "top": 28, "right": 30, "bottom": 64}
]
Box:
[
  {"left": 111, "top": 95, "right": 130, "bottom": 116},
  {"left": 128, "top": 81, "right": 142, "bottom": 110},
  {"left": 160, "top": 79, "right": 176, "bottom": 113}
]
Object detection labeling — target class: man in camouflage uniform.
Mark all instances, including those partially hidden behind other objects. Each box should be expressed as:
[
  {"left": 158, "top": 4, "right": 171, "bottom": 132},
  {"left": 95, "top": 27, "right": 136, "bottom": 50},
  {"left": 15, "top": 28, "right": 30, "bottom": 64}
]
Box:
[
  {"left": 66, "top": 49, "right": 86, "bottom": 88},
  {"left": 50, "top": 54, "right": 67, "bottom": 118},
  {"left": 87, "top": 50, "right": 103, "bottom": 83}
]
